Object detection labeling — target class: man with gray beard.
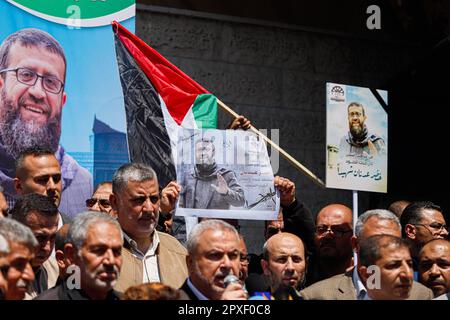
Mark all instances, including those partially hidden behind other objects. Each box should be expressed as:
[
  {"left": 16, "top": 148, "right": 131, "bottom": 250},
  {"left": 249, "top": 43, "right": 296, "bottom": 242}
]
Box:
[
  {"left": 35, "top": 212, "right": 123, "bottom": 300},
  {"left": 0, "top": 28, "right": 92, "bottom": 217}
]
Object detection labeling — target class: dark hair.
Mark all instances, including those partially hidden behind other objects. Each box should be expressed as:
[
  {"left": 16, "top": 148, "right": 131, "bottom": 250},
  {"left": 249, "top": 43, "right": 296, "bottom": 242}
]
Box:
[
  {"left": 359, "top": 235, "right": 410, "bottom": 267},
  {"left": 15, "top": 145, "right": 55, "bottom": 172},
  {"left": 347, "top": 102, "right": 365, "bottom": 116},
  {"left": 10, "top": 193, "right": 58, "bottom": 224},
  {"left": 0, "top": 28, "right": 66, "bottom": 80},
  {"left": 93, "top": 181, "right": 112, "bottom": 194},
  {"left": 400, "top": 201, "right": 442, "bottom": 237}
]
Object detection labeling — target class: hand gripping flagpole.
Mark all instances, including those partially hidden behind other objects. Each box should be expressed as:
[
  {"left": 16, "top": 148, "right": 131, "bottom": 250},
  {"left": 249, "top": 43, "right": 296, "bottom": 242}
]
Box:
[{"left": 217, "top": 99, "right": 325, "bottom": 188}]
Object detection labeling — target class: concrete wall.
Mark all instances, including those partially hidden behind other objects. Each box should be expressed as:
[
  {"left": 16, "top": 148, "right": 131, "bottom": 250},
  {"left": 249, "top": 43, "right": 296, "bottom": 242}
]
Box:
[{"left": 136, "top": 5, "right": 421, "bottom": 254}]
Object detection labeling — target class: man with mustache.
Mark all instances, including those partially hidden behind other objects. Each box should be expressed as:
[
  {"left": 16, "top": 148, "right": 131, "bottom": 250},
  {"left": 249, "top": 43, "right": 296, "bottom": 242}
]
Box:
[
  {"left": 180, "top": 219, "right": 248, "bottom": 300},
  {"left": 0, "top": 28, "right": 92, "bottom": 217},
  {"left": 358, "top": 235, "right": 414, "bottom": 300},
  {"left": 36, "top": 211, "right": 122, "bottom": 300},
  {"left": 110, "top": 163, "right": 188, "bottom": 293},
  {"left": 10, "top": 193, "right": 59, "bottom": 299},
  {"left": 418, "top": 239, "right": 450, "bottom": 298},
  {"left": 260, "top": 232, "right": 306, "bottom": 299},
  {"left": 301, "top": 209, "right": 433, "bottom": 299},
  {"left": 0, "top": 218, "right": 37, "bottom": 300},
  {"left": 339, "top": 102, "right": 386, "bottom": 161},
  {"left": 306, "top": 204, "right": 353, "bottom": 285}
]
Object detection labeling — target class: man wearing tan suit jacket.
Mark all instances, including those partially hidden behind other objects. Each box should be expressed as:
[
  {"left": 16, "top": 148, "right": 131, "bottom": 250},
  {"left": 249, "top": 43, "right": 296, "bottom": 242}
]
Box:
[
  {"left": 111, "top": 163, "right": 187, "bottom": 293},
  {"left": 300, "top": 209, "right": 433, "bottom": 300}
]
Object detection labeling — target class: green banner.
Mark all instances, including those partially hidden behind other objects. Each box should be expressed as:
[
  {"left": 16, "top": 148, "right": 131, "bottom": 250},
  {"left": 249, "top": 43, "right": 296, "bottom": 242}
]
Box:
[{"left": 8, "top": 0, "right": 134, "bottom": 19}]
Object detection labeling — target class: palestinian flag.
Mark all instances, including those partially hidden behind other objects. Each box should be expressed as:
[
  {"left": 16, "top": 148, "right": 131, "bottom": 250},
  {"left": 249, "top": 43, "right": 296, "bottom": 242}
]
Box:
[{"left": 113, "top": 21, "right": 217, "bottom": 188}]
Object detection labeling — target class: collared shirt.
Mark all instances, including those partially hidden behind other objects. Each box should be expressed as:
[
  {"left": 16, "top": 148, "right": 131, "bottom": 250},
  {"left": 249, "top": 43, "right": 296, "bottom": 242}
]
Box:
[
  {"left": 1, "top": 145, "right": 92, "bottom": 218},
  {"left": 187, "top": 278, "right": 209, "bottom": 300},
  {"left": 123, "top": 231, "right": 161, "bottom": 283},
  {"left": 352, "top": 268, "right": 371, "bottom": 300}
]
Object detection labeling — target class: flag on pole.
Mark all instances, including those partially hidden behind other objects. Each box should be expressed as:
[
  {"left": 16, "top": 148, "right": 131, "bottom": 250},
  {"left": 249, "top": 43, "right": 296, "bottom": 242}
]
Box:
[{"left": 112, "top": 21, "right": 217, "bottom": 188}]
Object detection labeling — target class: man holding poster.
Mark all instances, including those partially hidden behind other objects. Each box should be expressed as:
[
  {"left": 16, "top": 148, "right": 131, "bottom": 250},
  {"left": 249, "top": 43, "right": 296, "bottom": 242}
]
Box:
[{"left": 0, "top": 28, "right": 92, "bottom": 217}]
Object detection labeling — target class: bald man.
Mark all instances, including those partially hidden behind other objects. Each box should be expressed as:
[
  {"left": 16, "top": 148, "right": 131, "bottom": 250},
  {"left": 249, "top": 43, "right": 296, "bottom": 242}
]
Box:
[
  {"left": 261, "top": 232, "right": 306, "bottom": 299},
  {"left": 388, "top": 200, "right": 411, "bottom": 219},
  {"left": 307, "top": 204, "right": 353, "bottom": 285},
  {"left": 418, "top": 239, "right": 450, "bottom": 297}
]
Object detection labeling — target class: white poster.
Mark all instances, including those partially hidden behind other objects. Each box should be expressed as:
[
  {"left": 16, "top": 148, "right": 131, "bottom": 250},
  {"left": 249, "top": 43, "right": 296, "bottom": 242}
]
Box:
[
  {"left": 326, "top": 83, "right": 388, "bottom": 193},
  {"left": 175, "top": 129, "right": 279, "bottom": 220}
]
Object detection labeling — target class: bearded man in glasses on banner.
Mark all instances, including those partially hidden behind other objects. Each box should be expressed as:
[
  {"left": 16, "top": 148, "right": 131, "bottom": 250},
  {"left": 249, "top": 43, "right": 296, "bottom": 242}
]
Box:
[{"left": 0, "top": 28, "right": 92, "bottom": 218}]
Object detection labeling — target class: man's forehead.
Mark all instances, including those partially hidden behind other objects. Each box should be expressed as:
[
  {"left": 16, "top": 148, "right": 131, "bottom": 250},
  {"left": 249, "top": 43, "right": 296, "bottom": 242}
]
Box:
[
  {"left": 363, "top": 217, "right": 401, "bottom": 238},
  {"left": 421, "top": 242, "right": 450, "bottom": 258},
  {"left": 125, "top": 179, "right": 158, "bottom": 194},
  {"left": 22, "top": 155, "right": 60, "bottom": 173},
  {"left": 378, "top": 245, "right": 411, "bottom": 261},
  {"left": 420, "top": 209, "right": 445, "bottom": 223},
  {"left": 197, "top": 229, "right": 239, "bottom": 250},
  {"left": 8, "top": 43, "right": 65, "bottom": 79},
  {"left": 85, "top": 222, "right": 122, "bottom": 246},
  {"left": 26, "top": 210, "right": 59, "bottom": 229}
]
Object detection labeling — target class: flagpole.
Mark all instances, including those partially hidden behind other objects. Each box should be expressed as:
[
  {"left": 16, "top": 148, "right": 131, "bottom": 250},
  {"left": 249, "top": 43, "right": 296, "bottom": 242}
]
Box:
[{"left": 217, "top": 99, "right": 325, "bottom": 188}]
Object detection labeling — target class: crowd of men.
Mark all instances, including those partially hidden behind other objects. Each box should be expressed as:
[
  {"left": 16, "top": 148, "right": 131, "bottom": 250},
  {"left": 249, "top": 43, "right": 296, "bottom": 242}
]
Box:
[{"left": 0, "top": 142, "right": 448, "bottom": 301}]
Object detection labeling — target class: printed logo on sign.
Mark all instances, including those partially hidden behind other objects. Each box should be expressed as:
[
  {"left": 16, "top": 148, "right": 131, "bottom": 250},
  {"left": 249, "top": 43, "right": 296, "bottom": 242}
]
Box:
[{"left": 329, "top": 84, "right": 346, "bottom": 103}]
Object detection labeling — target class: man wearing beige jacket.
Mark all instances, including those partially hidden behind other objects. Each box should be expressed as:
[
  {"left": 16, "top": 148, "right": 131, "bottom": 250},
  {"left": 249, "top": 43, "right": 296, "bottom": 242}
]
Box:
[{"left": 111, "top": 163, "right": 187, "bottom": 293}]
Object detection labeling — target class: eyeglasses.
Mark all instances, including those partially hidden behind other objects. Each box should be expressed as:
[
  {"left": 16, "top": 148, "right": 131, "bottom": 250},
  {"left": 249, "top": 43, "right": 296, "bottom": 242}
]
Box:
[
  {"left": 413, "top": 223, "right": 449, "bottom": 233},
  {"left": 316, "top": 225, "right": 353, "bottom": 237},
  {"left": 86, "top": 198, "right": 111, "bottom": 208},
  {"left": 240, "top": 254, "right": 250, "bottom": 264},
  {"left": 0, "top": 67, "right": 64, "bottom": 94}
]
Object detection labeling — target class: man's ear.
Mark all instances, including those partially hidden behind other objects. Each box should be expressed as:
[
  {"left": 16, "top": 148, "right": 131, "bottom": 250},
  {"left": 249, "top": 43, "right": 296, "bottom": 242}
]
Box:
[
  {"left": 13, "top": 177, "right": 23, "bottom": 194},
  {"left": 55, "top": 250, "right": 66, "bottom": 269},
  {"left": 64, "top": 243, "right": 77, "bottom": 265},
  {"left": 358, "top": 265, "right": 368, "bottom": 283},
  {"left": 351, "top": 235, "right": 359, "bottom": 253},
  {"left": 405, "top": 224, "right": 417, "bottom": 240},
  {"left": 186, "top": 254, "right": 193, "bottom": 272},
  {"left": 261, "top": 259, "right": 269, "bottom": 277},
  {"left": 110, "top": 193, "right": 118, "bottom": 211},
  {"left": 61, "top": 91, "right": 67, "bottom": 108}
]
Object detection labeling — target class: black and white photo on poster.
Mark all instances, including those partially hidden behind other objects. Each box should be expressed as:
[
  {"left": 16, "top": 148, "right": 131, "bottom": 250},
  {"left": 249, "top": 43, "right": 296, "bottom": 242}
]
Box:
[{"left": 175, "top": 128, "right": 279, "bottom": 220}]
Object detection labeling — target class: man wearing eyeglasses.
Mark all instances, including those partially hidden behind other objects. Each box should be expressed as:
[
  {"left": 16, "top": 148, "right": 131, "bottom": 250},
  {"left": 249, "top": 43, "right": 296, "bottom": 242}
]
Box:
[
  {"left": 401, "top": 201, "right": 448, "bottom": 252},
  {"left": 86, "top": 181, "right": 114, "bottom": 217},
  {"left": 110, "top": 163, "right": 188, "bottom": 293},
  {"left": 306, "top": 204, "right": 354, "bottom": 285},
  {"left": 0, "top": 28, "right": 92, "bottom": 218},
  {"left": 401, "top": 201, "right": 448, "bottom": 278}
]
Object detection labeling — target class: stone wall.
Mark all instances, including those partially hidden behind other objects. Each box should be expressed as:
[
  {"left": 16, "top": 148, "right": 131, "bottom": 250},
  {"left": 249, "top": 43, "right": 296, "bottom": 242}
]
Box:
[{"left": 136, "top": 6, "right": 421, "bottom": 254}]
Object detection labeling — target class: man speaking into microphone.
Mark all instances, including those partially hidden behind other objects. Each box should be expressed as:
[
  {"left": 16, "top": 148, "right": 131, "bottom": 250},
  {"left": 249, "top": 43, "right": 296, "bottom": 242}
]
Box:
[{"left": 179, "top": 219, "right": 248, "bottom": 300}]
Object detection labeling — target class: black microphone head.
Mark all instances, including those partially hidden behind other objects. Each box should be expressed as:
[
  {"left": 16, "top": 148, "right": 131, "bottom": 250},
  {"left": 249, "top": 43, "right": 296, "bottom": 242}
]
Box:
[{"left": 223, "top": 274, "right": 239, "bottom": 288}]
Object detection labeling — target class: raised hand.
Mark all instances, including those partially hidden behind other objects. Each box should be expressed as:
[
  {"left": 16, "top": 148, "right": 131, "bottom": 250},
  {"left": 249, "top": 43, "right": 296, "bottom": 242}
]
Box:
[{"left": 274, "top": 176, "right": 296, "bottom": 206}]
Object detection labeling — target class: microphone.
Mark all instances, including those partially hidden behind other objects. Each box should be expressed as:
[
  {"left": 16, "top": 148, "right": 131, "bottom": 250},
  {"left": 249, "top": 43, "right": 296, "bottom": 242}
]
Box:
[{"left": 224, "top": 274, "right": 240, "bottom": 288}]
